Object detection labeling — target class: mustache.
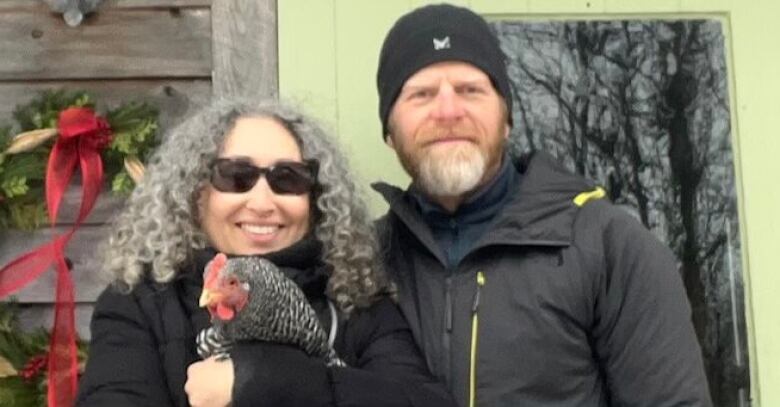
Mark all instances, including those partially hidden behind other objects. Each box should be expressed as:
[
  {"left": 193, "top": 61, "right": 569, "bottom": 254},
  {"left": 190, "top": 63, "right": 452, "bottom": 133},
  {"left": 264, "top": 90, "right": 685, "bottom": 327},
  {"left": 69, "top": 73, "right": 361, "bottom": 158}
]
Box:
[{"left": 417, "top": 125, "right": 475, "bottom": 144}]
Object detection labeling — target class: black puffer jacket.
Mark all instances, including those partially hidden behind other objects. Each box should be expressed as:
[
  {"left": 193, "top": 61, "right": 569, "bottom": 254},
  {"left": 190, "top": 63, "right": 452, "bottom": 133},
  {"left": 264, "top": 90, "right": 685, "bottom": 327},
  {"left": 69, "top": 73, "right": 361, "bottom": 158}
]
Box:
[
  {"left": 373, "top": 152, "right": 712, "bottom": 407},
  {"left": 76, "top": 238, "right": 455, "bottom": 407}
]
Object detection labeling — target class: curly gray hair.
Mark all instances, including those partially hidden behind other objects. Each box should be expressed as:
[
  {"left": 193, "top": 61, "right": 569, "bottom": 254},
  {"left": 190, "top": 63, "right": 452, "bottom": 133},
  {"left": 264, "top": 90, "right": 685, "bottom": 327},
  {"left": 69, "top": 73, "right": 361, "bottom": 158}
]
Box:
[{"left": 102, "top": 99, "right": 388, "bottom": 313}]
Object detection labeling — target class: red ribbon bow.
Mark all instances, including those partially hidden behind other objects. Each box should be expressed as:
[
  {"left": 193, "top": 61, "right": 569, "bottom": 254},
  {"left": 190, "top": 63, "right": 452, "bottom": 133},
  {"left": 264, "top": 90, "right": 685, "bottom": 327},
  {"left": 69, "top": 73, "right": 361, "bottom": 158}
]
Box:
[{"left": 0, "top": 107, "right": 111, "bottom": 407}]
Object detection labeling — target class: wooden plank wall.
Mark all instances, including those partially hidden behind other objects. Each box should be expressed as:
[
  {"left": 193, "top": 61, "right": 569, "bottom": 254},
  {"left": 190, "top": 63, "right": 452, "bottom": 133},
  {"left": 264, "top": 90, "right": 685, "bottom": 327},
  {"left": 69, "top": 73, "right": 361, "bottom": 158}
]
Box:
[{"left": 0, "top": 0, "right": 278, "bottom": 339}]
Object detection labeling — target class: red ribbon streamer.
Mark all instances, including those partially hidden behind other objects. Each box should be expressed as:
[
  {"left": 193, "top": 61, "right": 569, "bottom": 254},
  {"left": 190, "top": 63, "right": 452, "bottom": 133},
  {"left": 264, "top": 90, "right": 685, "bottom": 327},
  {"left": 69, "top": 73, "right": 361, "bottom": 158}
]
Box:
[{"left": 0, "top": 107, "right": 111, "bottom": 407}]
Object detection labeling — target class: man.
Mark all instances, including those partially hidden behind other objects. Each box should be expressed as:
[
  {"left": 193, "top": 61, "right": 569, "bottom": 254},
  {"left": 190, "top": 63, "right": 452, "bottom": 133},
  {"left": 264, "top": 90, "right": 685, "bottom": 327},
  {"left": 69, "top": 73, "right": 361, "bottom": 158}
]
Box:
[{"left": 372, "top": 3, "right": 713, "bottom": 407}]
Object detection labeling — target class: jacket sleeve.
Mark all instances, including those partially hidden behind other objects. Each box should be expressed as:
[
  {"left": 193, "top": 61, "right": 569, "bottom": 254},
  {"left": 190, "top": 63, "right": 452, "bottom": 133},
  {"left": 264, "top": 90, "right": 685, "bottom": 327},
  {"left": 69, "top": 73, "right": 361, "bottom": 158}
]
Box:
[
  {"left": 592, "top": 207, "right": 713, "bottom": 407},
  {"left": 76, "top": 287, "right": 173, "bottom": 407},
  {"left": 230, "top": 297, "right": 455, "bottom": 407}
]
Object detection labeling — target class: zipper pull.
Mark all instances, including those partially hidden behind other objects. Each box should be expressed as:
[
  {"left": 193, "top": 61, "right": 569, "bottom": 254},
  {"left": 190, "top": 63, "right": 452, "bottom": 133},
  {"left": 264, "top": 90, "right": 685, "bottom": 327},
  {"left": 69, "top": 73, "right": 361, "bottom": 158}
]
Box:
[{"left": 472, "top": 272, "right": 485, "bottom": 313}]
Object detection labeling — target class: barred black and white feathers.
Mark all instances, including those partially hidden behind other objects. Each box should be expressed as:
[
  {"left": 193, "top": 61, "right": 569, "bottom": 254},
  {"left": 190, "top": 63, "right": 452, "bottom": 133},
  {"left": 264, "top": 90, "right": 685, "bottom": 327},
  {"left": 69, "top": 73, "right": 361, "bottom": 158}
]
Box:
[
  {"left": 196, "top": 326, "right": 231, "bottom": 360},
  {"left": 197, "top": 253, "right": 345, "bottom": 367}
]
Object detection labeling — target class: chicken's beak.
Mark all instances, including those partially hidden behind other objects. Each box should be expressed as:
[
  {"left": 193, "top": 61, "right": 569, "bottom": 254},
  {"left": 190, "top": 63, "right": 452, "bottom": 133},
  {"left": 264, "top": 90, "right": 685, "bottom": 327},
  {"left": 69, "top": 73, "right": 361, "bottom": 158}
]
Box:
[{"left": 199, "top": 288, "right": 213, "bottom": 308}]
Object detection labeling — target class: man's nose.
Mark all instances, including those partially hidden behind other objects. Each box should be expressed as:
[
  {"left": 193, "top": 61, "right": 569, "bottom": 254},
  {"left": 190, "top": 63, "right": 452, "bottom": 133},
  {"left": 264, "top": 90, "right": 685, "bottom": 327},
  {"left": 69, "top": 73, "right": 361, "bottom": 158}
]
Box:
[{"left": 431, "top": 84, "right": 465, "bottom": 121}]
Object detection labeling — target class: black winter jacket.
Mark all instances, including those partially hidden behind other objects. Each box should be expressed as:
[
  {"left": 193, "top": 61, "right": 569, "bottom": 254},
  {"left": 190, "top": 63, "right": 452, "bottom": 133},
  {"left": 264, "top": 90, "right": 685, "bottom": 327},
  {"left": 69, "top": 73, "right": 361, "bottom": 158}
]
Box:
[
  {"left": 373, "top": 152, "right": 712, "bottom": 407},
  {"left": 76, "top": 239, "right": 455, "bottom": 407}
]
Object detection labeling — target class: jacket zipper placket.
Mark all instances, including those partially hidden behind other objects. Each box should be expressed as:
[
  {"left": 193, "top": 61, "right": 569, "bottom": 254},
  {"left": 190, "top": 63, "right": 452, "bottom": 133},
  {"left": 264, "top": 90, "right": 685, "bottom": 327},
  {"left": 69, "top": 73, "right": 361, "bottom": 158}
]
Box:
[
  {"left": 443, "top": 275, "right": 454, "bottom": 391},
  {"left": 443, "top": 218, "right": 458, "bottom": 393},
  {"left": 468, "top": 271, "right": 485, "bottom": 407}
]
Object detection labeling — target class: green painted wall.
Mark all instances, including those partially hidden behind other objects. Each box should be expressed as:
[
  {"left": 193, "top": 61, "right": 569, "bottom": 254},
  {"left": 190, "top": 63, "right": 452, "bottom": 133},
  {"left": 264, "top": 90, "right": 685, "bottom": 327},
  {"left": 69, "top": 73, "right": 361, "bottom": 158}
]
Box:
[{"left": 279, "top": 1, "right": 780, "bottom": 404}]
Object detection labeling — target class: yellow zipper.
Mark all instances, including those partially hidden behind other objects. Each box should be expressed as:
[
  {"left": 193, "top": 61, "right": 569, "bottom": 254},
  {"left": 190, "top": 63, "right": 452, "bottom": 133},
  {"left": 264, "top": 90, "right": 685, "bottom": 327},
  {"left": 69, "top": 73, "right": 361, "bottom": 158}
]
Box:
[{"left": 469, "top": 271, "right": 486, "bottom": 407}]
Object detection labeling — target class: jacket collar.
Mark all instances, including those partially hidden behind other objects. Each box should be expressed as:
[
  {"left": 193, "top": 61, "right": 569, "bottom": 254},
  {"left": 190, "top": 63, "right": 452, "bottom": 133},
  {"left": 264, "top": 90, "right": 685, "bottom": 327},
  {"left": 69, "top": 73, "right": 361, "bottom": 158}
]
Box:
[{"left": 373, "top": 151, "right": 597, "bottom": 252}]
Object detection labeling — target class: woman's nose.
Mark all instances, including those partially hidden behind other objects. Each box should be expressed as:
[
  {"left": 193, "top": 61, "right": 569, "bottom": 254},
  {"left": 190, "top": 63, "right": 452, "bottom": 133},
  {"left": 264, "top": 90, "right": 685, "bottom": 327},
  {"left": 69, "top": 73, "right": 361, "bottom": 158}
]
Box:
[{"left": 244, "top": 177, "right": 276, "bottom": 213}]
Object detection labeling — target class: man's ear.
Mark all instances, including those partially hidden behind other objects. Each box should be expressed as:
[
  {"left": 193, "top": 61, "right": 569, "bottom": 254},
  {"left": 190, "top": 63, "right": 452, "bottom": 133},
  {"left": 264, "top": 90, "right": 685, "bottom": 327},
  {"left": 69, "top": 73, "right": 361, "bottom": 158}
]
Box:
[
  {"left": 385, "top": 133, "right": 397, "bottom": 149},
  {"left": 503, "top": 123, "right": 510, "bottom": 140}
]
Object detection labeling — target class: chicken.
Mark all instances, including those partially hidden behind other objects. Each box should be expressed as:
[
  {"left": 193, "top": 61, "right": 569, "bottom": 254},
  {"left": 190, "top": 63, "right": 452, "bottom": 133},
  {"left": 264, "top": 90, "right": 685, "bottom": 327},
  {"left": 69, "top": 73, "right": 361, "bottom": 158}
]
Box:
[{"left": 196, "top": 253, "right": 344, "bottom": 367}]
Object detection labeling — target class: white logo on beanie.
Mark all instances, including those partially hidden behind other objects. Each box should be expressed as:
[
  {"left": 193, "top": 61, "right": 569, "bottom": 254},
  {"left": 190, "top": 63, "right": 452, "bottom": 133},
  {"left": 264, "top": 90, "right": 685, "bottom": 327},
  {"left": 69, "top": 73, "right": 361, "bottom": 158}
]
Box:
[{"left": 433, "top": 36, "right": 451, "bottom": 50}]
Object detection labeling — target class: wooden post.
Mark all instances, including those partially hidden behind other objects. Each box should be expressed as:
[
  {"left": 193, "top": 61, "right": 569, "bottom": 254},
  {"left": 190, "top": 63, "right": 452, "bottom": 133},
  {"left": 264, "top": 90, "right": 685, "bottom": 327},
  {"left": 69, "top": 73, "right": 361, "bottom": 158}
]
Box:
[{"left": 212, "top": 0, "right": 278, "bottom": 100}]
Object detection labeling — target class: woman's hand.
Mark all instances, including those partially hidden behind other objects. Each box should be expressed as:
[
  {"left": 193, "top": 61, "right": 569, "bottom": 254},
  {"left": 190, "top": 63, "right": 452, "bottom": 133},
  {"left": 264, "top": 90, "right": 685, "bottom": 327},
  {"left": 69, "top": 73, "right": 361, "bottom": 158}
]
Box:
[{"left": 185, "top": 356, "right": 234, "bottom": 407}]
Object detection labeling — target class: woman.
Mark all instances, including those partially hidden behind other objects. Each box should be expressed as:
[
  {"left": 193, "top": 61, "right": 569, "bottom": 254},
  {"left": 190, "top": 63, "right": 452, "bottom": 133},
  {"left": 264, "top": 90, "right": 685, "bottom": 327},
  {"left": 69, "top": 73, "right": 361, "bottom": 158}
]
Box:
[{"left": 76, "top": 99, "right": 454, "bottom": 407}]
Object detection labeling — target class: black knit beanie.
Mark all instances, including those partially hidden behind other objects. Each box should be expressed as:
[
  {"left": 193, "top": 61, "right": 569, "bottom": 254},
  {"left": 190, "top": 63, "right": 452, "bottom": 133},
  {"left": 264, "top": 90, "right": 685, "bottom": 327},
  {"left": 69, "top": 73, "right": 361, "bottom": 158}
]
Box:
[{"left": 376, "top": 3, "right": 513, "bottom": 138}]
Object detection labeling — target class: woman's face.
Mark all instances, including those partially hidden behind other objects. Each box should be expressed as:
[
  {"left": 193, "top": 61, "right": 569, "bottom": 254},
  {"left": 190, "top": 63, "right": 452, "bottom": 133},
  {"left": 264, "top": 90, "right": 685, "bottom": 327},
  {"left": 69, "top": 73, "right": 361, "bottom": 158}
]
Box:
[{"left": 199, "top": 116, "right": 312, "bottom": 255}]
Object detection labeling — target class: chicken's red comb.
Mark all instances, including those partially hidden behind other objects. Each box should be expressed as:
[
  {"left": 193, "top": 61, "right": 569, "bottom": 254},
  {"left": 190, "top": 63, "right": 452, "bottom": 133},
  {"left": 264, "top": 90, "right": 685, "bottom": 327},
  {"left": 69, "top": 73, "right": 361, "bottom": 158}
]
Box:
[{"left": 204, "top": 253, "right": 227, "bottom": 288}]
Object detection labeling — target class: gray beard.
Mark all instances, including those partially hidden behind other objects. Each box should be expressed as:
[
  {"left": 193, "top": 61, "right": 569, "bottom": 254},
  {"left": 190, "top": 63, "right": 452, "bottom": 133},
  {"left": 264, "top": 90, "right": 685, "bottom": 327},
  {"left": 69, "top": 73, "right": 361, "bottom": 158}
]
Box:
[{"left": 416, "top": 145, "right": 486, "bottom": 197}]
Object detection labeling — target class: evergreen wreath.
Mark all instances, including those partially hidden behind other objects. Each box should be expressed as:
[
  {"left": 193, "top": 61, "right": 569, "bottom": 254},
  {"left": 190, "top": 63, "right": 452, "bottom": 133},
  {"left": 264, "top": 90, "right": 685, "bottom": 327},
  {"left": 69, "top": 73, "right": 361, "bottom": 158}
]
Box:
[
  {"left": 0, "top": 301, "right": 88, "bottom": 407},
  {"left": 0, "top": 90, "right": 159, "bottom": 230}
]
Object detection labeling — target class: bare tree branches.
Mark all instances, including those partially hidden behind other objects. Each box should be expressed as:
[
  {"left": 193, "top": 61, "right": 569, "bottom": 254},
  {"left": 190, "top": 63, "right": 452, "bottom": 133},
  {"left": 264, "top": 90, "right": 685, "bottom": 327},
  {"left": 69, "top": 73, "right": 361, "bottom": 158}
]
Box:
[{"left": 493, "top": 18, "right": 747, "bottom": 407}]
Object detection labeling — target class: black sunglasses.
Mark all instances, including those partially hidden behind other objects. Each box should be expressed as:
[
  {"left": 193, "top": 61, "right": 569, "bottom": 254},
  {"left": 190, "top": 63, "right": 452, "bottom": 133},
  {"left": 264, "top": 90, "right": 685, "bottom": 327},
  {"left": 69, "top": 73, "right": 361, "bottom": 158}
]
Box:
[{"left": 209, "top": 158, "right": 318, "bottom": 195}]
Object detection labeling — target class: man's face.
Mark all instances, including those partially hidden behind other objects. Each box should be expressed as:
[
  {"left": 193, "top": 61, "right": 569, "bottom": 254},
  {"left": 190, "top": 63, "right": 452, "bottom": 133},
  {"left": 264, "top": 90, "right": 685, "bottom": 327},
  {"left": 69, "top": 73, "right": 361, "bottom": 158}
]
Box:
[{"left": 386, "top": 61, "right": 509, "bottom": 199}]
